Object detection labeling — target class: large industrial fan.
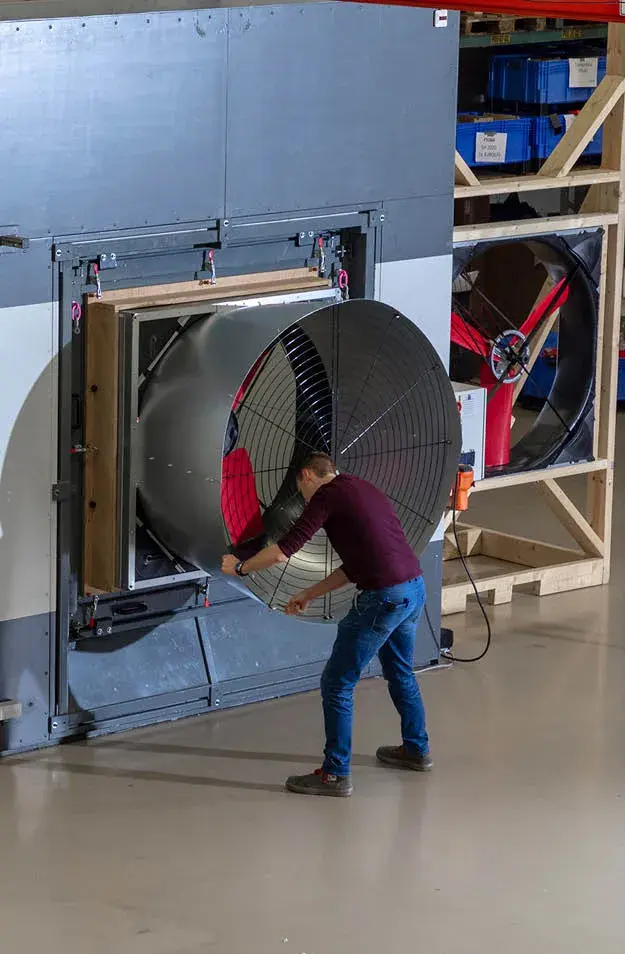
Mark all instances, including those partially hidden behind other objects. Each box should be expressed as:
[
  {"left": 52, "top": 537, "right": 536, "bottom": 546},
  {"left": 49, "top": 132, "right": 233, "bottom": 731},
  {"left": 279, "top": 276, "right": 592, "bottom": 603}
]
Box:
[
  {"left": 138, "top": 298, "right": 461, "bottom": 620},
  {"left": 451, "top": 232, "right": 600, "bottom": 474}
]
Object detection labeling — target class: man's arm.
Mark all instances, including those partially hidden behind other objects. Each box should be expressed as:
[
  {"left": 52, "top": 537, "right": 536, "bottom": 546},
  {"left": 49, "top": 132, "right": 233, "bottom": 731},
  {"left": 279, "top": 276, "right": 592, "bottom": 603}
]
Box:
[
  {"left": 303, "top": 566, "right": 350, "bottom": 601},
  {"left": 221, "top": 491, "right": 330, "bottom": 577},
  {"left": 221, "top": 543, "right": 287, "bottom": 577},
  {"left": 285, "top": 567, "right": 350, "bottom": 615}
]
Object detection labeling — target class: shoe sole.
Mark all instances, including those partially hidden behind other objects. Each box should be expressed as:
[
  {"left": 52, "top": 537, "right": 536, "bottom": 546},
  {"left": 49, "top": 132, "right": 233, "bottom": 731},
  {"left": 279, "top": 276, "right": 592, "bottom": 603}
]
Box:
[
  {"left": 376, "top": 754, "right": 433, "bottom": 772},
  {"left": 285, "top": 781, "right": 353, "bottom": 797}
]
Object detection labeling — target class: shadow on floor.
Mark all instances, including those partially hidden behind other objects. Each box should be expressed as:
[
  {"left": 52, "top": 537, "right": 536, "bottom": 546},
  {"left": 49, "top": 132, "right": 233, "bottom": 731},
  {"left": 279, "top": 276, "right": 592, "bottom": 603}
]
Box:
[
  {"left": 11, "top": 757, "right": 288, "bottom": 794},
  {"left": 98, "top": 740, "right": 379, "bottom": 768}
]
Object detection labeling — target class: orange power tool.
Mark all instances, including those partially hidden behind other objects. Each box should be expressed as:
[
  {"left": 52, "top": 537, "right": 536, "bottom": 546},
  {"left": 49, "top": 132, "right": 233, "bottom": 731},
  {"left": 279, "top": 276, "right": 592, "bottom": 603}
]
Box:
[{"left": 449, "top": 464, "right": 474, "bottom": 512}]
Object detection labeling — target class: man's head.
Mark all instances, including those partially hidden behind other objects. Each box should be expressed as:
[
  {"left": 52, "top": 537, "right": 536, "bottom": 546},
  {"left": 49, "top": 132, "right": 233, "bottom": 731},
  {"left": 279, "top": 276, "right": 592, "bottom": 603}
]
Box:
[{"left": 296, "top": 452, "right": 338, "bottom": 502}]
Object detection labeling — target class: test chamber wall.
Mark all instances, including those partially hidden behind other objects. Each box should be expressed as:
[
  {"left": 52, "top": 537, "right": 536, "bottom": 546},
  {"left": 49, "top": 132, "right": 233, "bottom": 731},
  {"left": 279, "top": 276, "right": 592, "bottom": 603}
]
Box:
[{"left": 0, "top": 1, "right": 459, "bottom": 754}]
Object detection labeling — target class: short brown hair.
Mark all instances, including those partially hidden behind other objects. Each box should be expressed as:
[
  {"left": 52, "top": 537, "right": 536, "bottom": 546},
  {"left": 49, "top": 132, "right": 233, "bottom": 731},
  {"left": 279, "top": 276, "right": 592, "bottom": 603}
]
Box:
[{"left": 297, "top": 452, "right": 337, "bottom": 478}]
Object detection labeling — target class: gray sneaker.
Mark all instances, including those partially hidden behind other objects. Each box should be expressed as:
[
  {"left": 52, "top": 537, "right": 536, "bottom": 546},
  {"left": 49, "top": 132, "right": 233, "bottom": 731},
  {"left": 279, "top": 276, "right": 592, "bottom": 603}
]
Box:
[
  {"left": 376, "top": 745, "right": 433, "bottom": 772},
  {"left": 285, "top": 768, "right": 353, "bottom": 797}
]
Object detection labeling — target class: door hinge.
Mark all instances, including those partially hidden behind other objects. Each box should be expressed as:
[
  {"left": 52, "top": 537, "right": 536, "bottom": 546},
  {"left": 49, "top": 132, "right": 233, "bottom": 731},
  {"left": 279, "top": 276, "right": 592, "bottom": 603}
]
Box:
[{"left": 51, "top": 481, "right": 71, "bottom": 502}]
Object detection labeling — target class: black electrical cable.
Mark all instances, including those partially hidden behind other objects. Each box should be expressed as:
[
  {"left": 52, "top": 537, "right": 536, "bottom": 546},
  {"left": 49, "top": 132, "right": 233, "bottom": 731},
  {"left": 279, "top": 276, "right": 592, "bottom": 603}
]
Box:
[
  {"left": 447, "top": 501, "right": 492, "bottom": 663},
  {"left": 422, "top": 473, "right": 493, "bottom": 665}
]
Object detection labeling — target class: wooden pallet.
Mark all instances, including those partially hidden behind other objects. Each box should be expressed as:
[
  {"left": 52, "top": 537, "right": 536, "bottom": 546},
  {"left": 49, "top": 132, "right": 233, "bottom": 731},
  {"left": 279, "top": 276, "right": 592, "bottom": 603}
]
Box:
[
  {"left": 442, "top": 524, "right": 604, "bottom": 615},
  {"left": 460, "top": 13, "right": 551, "bottom": 35}
]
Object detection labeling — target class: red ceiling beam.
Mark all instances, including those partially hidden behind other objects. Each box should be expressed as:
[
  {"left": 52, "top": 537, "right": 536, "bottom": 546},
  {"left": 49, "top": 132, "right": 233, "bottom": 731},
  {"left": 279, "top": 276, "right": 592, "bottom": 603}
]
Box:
[{"left": 355, "top": 1, "right": 624, "bottom": 25}]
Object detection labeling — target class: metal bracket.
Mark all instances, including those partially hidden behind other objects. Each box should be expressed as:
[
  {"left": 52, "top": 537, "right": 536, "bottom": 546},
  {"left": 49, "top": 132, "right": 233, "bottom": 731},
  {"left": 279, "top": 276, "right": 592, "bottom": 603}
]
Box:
[
  {"left": 366, "top": 209, "right": 386, "bottom": 228},
  {"left": 97, "top": 252, "right": 118, "bottom": 270},
  {"left": 51, "top": 481, "right": 72, "bottom": 502},
  {"left": 52, "top": 225, "right": 220, "bottom": 264}
]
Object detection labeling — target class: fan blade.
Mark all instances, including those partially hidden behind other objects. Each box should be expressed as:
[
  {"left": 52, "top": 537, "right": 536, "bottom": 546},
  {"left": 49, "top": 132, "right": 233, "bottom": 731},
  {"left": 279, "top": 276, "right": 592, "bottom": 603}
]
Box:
[
  {"left": 519, "top": 276, "right": 570, "bottom": 338},
  {"left": 451, "top": 311, "right": 489, "bottom": 357}
]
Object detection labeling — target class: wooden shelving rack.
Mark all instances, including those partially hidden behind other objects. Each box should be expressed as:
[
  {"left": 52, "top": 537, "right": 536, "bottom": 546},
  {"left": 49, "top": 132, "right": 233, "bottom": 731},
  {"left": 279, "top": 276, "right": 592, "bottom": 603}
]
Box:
[{"left": 444, "top": 21, "right": 625, "bottom": 615}]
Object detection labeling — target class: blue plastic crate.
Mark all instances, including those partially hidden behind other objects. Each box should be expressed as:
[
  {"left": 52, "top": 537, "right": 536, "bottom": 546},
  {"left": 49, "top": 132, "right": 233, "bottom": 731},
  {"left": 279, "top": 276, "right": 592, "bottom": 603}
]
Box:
[
  {"left": 456, "top": 115, "right": 532, "bottom": 167},
  {"left": 489, "top": 54, "right": 606, "bottom": 105},
  {"left": 533, "top": 113, "right": 602, "bottom": 159}
]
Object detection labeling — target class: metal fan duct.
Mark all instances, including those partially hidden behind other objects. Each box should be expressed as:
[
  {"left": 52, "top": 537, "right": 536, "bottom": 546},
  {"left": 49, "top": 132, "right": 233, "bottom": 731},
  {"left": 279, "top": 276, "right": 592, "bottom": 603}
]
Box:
[{"left": 138, "top": 299, "right": 461, "bottom": 615}]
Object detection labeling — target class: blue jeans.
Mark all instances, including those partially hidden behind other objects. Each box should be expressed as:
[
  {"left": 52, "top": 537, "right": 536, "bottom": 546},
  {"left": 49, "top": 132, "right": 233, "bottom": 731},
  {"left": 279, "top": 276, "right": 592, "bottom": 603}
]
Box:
[{"left": 321, "top": 576, "right": 429, "bottom": 776}]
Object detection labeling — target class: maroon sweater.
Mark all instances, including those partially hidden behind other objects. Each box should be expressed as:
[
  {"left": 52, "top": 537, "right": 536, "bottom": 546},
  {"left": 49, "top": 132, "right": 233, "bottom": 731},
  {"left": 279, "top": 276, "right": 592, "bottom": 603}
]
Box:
[{"left": 278, "top": 474, "right": 421, "bottom": 590}]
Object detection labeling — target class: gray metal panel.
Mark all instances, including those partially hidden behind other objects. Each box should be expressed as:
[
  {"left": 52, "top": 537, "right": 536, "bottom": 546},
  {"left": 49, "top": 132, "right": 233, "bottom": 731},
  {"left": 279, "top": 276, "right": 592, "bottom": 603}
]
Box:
[
  {"left": 0, "top": 239, "right": 54, "bottom": 309},
  {"left": 204, "top": 537, "right": 443, "bottom": 688},
  {"left": 0, "top": 11, "right": 227, "bottom": 235},
  {"left": 0, "top": 1, "right": 329, "bottom": 22},
  {"left": 199, "top": 601, "right": 337, "bottom": 683},
  {"left": 381, "top": 196, "right": 455, "bottom": 264},
  {"left": 225, "top": 5, "right": 458, "bottom": 217},
  {"left": 68, "top": 617, "right": 208, "bottom": 711},
  {"left": 0, "top": 613, "right": 51, "bottom": 755}
]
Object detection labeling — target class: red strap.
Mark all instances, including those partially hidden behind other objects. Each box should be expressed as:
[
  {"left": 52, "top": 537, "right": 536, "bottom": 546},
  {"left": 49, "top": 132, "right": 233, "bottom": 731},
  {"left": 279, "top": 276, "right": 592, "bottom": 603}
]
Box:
[
  {"left": 451, "top": 311, "right": 489, "bottom": 357},
  {"left": 520, "top": 276, "right": 570, "bottom": 338}
]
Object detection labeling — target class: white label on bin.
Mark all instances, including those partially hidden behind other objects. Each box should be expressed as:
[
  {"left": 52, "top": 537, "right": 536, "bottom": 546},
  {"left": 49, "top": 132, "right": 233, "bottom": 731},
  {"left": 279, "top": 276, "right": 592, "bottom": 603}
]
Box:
[
  {"left": 475, "top": 132, "right": 507, "bottom": 164},
  {"left": 564, "top": 114, "right": 576, "bottom": 132},
  {"left": 568, "top": 57, "right": 598, "bottom": 89}
]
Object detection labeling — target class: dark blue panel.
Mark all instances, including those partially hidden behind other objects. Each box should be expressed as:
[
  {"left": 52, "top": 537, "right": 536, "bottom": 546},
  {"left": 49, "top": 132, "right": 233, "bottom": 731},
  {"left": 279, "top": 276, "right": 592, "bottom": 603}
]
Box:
[
  {"left": 0, "top": 612, "right": 51, "bottom": 754},
  {"left": 0, "top": 11, "right": 227, "bottom": 235},
  {"left": 225, "top": 5, "right": 459, "bottom": 217},
  {"left": 68, "top": 617, "right": 208, "bottom": 711}
]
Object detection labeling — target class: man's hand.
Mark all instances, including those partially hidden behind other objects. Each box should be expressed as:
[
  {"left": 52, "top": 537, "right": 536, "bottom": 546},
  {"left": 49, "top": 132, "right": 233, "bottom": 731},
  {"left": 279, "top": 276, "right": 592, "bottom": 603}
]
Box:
[
  {"left": 285, "top": 591, "right": 312, "bottom": 616},
  {"left": 221, "top": 554, "right": 239, "bottom": 577}
]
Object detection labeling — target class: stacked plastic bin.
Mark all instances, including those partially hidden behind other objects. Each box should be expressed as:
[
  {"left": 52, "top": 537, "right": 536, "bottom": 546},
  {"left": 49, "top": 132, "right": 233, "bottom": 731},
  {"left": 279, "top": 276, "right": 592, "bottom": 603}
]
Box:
[
  {"left": 456, "top": 51, "right": 606, "bottom": 168},
  {"left": 489, "top": 52, "right": 606, "bottom": 163}
]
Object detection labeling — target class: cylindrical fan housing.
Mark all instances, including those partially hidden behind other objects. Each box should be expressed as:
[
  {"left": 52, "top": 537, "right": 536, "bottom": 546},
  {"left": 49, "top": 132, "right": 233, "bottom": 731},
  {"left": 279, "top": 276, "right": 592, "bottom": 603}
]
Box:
[{"left": 137, "top": 298, "right": 461, "bottom": 618}]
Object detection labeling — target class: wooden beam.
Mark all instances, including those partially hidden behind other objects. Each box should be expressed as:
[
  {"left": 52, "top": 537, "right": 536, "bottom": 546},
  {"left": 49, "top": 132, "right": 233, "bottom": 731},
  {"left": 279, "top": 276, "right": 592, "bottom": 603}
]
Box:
[
  {"left": 591, "top": 231, "right": 610, "bottom": 459},
  {"left": 453, "top": 211, "right": 618, "bottom": 244},
  {"left": 472, "top": 458, "right": 609, "bottom": 492},
  {"left": 478, "top": 526, "right": 583, "bottom": 567},
  {"left": 536, "top": 479, "right": 604, "bottom": 557},
  {"left": 83, "top": 302, "right": 121, "bottom": 593},
  {"left": 454, "top": 168, "right": 621, "bottom": 199},
  {"left": 443, "top": 525, "right": 482, "bottom": 561},
  {"left": 538, "top": 74, "right": 625, "bottom": 177},
  {"left": 586, "top": 24, "right": 625, "bottom": 583},
  {"left": 454, "top": 150, "right": 480, "bottom": 187},
  {"left": 98, "top": 268, "right": 331, "bottom": 309}
]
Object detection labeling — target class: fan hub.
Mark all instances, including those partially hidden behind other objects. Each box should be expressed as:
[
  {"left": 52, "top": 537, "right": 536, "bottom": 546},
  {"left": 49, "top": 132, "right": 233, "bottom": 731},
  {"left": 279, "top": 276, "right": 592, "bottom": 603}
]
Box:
[{"left": 489, "top": 329, "right": 530, "bottom": 385}]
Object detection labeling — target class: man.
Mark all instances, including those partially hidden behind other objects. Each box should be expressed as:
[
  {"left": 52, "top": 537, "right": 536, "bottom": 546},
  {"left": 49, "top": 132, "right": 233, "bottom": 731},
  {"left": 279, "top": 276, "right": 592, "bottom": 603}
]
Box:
[{"left": 221, "top": 452, "right": 431, "bottom": 797}]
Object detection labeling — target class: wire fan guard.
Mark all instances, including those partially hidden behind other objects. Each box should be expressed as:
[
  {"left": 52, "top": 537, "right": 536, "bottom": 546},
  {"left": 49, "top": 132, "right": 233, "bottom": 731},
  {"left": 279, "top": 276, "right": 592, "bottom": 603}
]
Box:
[{"left": 138, "top": 298, "right": 461, "bottom": 621}]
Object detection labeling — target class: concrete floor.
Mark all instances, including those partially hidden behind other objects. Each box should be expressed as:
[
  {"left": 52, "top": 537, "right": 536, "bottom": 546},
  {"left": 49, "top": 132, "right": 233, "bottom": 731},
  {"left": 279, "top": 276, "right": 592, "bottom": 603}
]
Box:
[{"left": 2, "top": 432, "right": 625, "bottom": 953}]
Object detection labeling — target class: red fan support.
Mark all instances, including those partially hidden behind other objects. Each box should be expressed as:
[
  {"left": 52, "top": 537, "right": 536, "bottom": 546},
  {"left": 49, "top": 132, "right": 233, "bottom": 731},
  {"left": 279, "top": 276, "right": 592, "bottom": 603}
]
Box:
[{"left": 451, "top": 277, "right": 570, "bottom": 467}]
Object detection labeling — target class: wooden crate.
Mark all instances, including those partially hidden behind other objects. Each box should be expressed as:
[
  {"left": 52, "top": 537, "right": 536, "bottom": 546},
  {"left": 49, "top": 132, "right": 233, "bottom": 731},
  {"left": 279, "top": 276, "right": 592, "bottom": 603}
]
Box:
[
  {"left": 448, "top": 23, "right": 625, "bottom": 613},
  {"left": 83, "top": 267, "right": 331, "bottom": 594}
]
